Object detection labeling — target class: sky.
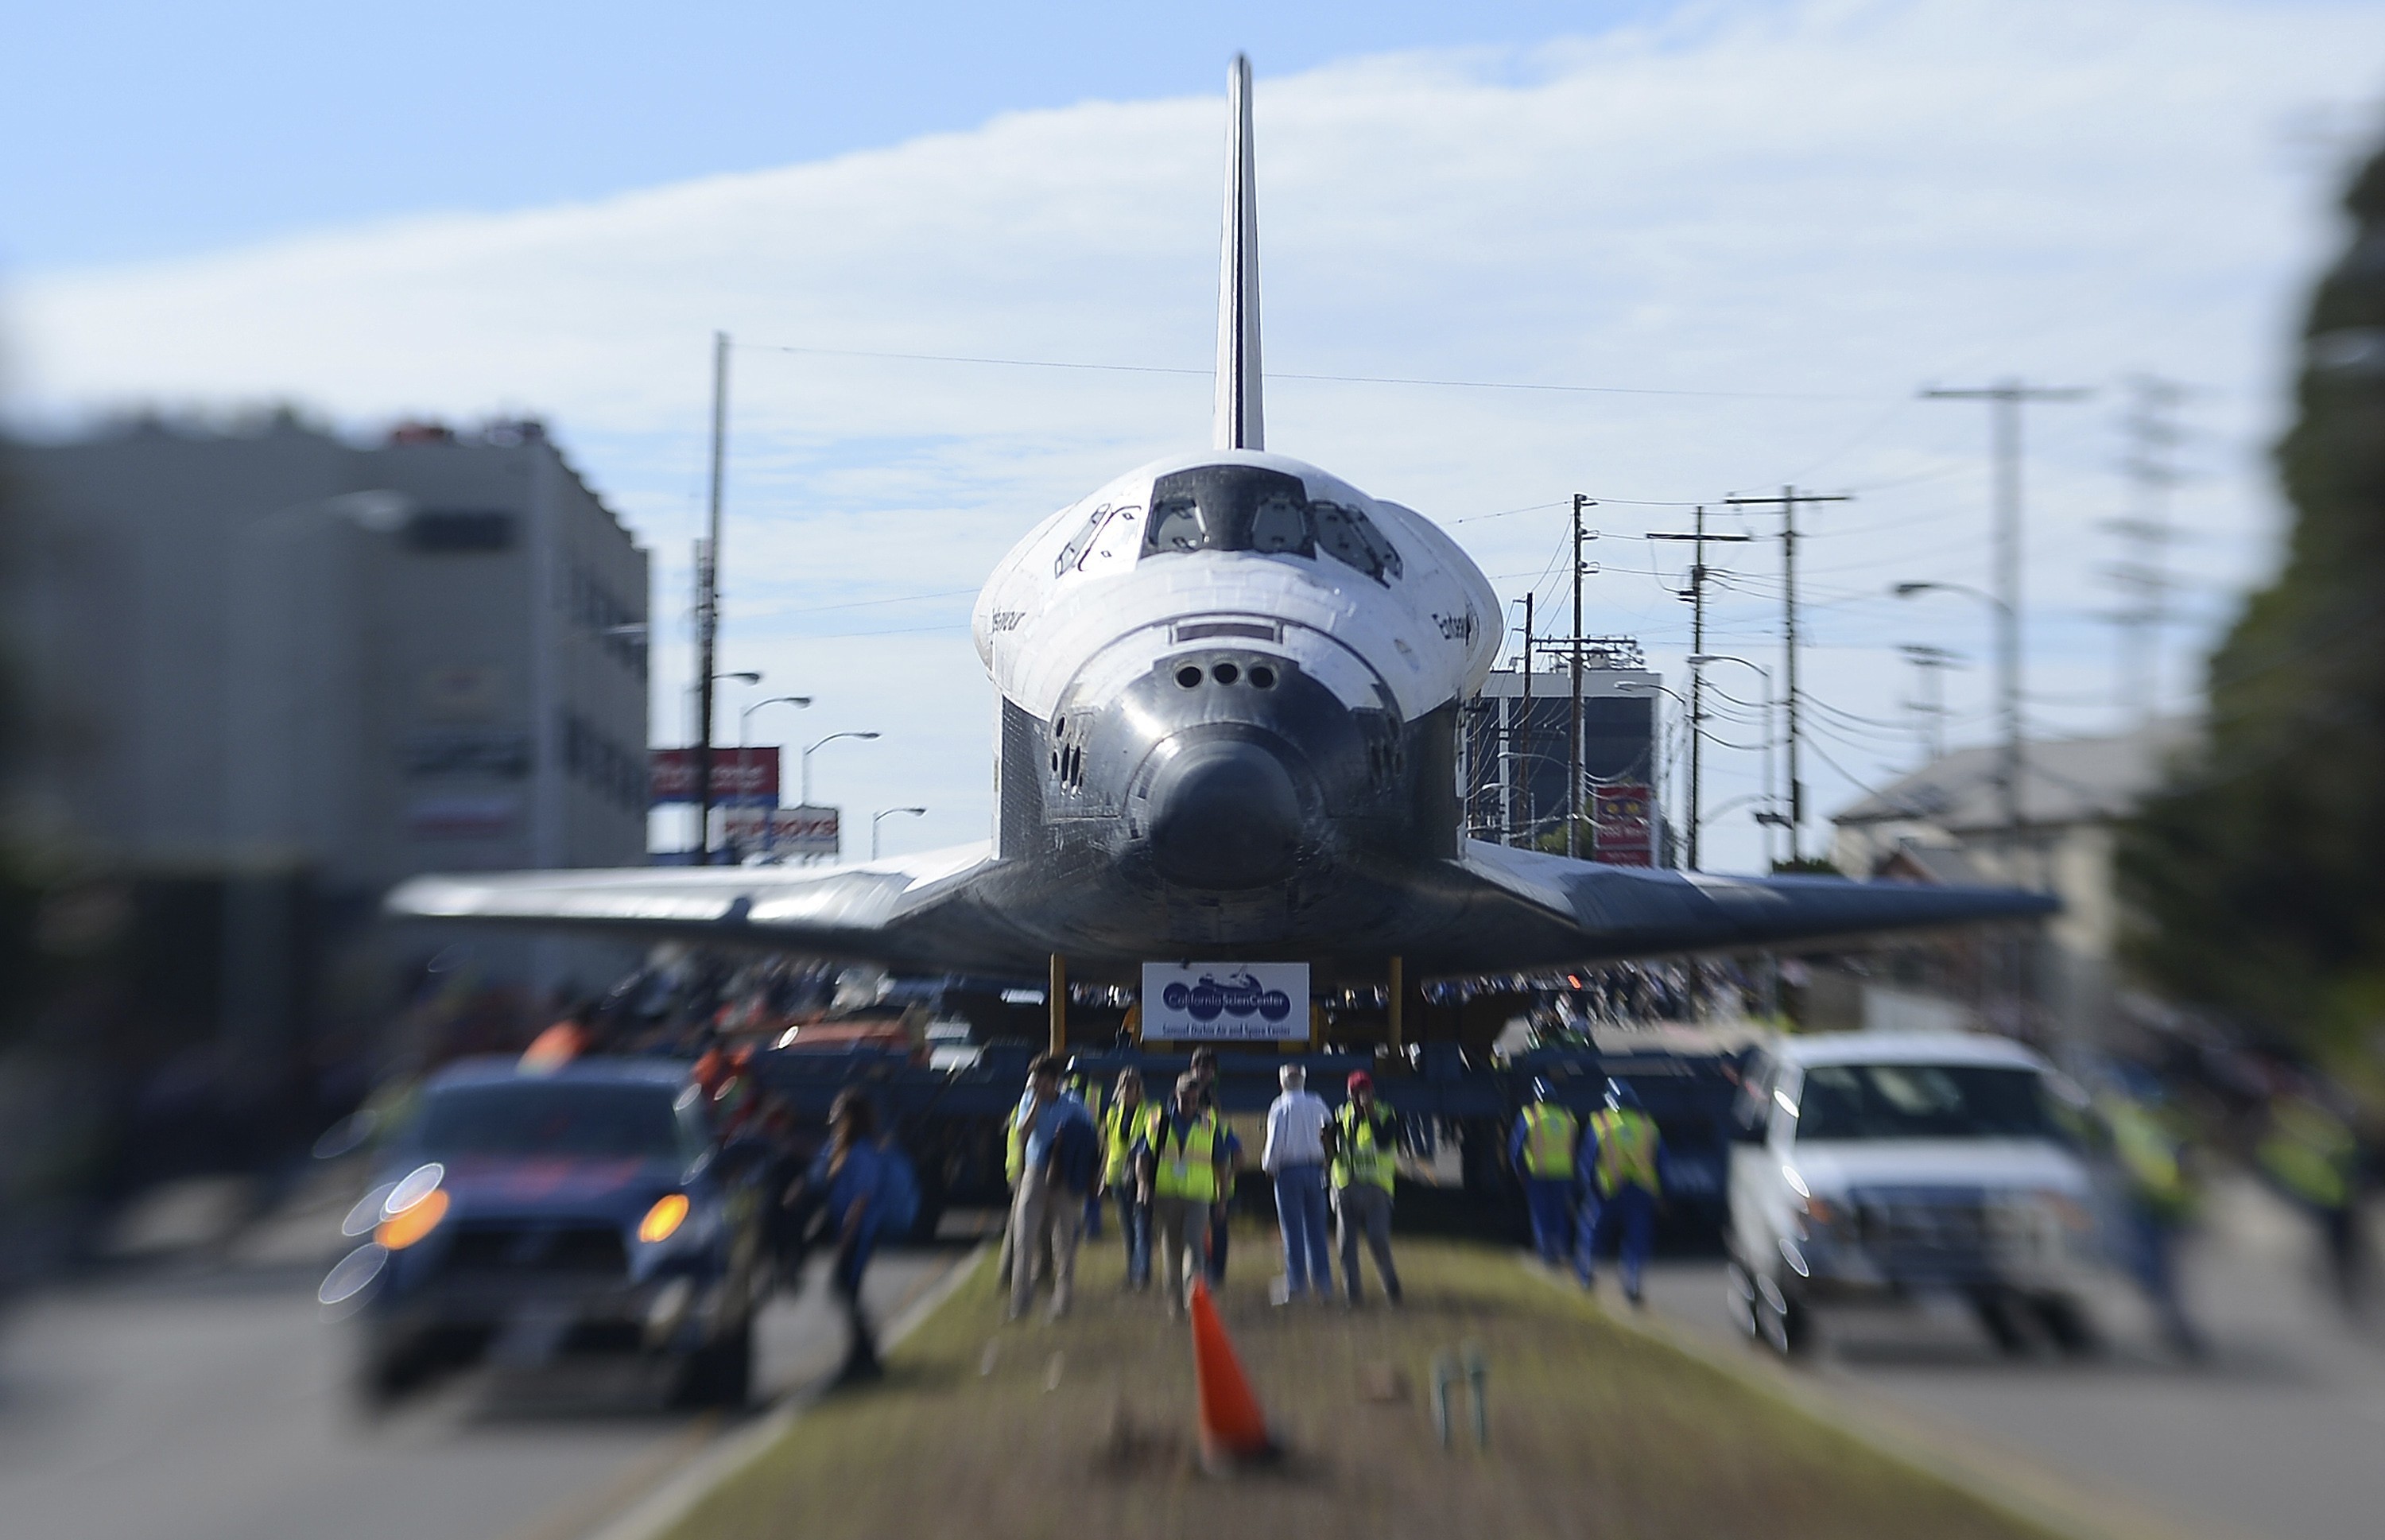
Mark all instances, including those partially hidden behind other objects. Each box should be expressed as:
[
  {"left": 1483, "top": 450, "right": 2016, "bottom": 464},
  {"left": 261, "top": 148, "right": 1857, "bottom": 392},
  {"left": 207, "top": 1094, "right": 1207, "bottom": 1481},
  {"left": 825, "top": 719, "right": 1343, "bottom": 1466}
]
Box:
[{"left": 6, "top": 0, "right": 2383, "bottom": 871}]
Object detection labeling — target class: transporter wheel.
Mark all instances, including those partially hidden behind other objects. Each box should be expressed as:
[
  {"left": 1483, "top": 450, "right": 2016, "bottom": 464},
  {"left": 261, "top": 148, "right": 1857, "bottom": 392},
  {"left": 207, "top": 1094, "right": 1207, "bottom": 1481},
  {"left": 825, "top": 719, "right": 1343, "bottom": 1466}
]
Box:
[
  {"left": 2032, "top": 1294, "right": 2100, "bottom": 1358},
  {"left": 1969, "top": 1289, "right": 2032, "bottom": 1357},
  {"left": 677, "top": 1317, "right": 754, "bottom": 1408},
  {"left": 1724, "top": 1257, "right": 1760, "bottom": 1341}
]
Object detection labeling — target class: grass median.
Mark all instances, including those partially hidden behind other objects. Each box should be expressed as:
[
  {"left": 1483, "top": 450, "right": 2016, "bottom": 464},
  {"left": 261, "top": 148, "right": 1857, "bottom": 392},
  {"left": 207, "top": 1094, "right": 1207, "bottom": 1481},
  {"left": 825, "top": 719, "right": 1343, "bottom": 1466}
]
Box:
[{"left": 665, "top": 1225, "right": 2055, "bottom": 1540}]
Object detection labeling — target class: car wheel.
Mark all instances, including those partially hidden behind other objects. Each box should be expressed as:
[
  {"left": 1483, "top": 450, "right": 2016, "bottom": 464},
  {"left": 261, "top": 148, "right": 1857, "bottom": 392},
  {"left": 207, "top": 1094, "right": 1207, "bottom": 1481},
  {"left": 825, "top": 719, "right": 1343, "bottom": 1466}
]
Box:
[
  {"left": 354, "top": 1329, "right": 424, "bottom": 1410},
  {"left": 1755, "top": 1272, "right": 1811, "bottom": 1358},
  {"left": 2032, "top": 1294, "right": 2099, "bottom": 1357},
  {"left": 677, "top": 1317, "right": 754, "bottom": 1408},
  {"left": 1724, "top": 1257, "right": 1760, "bottom": 1340}
]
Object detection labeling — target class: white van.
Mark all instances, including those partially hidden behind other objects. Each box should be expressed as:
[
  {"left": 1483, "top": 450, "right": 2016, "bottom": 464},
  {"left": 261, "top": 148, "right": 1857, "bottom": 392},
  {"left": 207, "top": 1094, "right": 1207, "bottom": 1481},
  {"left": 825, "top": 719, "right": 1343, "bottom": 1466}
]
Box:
[{"left": 1724, "top": 1032, "right": 2100, "bottom": 1356}]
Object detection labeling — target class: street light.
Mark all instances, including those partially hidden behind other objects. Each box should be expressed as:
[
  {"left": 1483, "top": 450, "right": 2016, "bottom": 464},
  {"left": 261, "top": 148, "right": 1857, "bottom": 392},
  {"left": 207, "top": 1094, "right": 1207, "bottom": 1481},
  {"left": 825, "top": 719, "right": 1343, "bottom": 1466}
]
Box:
[
  {"left": 1615, "top": 681, "right": 1689, "bottom": 867},
  {"left": 803, "top": 731, "right": 882, "bottom": 805},
  {"left": 684, "top": 670, "right": 764, "bottom": 741},
  {"left": 739, "top": 694, "right": 812, "bottom": 747},
  {"left": 1688, "top": 654, "right": 1778, "bottom": 870},
  {"left": 1894, "top": 580, "right": 2022, "bottom": 842},
  {"left": 871, "top": 805, "right": 926, "bottom": 859},
  {"left": 688, "top": 670, "right": 762, "bottom": 864}
]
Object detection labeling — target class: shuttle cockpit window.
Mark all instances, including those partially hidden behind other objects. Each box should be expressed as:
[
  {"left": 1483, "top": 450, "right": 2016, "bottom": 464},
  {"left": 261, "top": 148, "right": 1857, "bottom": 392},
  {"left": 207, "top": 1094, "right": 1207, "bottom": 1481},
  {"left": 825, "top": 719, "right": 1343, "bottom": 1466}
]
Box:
[
  {"left": 1138, "top": 464, "right": 1400, "bottom": 584},
  {"left": 1311, "top": 499, "right": 1404, "bottom": 584},
  {"left": 1146, "top": 488, "right": 1209, "bottom": 554},
  {"left": 1055, "top": 502, "right": 1143, "bottom": 576}
]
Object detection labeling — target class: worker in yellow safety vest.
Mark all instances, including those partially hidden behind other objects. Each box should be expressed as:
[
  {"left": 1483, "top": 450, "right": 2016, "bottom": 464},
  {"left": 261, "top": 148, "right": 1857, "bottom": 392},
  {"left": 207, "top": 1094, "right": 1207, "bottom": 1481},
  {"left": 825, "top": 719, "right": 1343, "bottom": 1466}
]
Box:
[
  {"left": 1327, "top": 1072, "right": 1404, "bottom": 1306},
  {"left": 1510, "top": 1080, "right": 1588, "bottom": 1279},
  {"left": 2096, "top": 1087, "right": 2203, "bottom": 1356},
  {"left": 2259, "top": 1088, "right": 2365, "bottom": 1309},
  {"left": 1099, "top": 1069, "right": 1150, "bottom": 1289},
  {"left": 1134, "top": 1072, "right": 1230, "bottom": 1317},
  {"left": 1579, "top": 1077, "right": 1662, "bottom": 1305}
]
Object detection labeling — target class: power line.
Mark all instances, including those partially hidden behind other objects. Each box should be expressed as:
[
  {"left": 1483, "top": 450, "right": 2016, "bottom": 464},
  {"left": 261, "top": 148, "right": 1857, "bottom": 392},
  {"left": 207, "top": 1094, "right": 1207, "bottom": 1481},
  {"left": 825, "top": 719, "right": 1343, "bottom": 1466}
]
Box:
[{"left": 739, "top": 340, "right": 1882, "bottom": 401}]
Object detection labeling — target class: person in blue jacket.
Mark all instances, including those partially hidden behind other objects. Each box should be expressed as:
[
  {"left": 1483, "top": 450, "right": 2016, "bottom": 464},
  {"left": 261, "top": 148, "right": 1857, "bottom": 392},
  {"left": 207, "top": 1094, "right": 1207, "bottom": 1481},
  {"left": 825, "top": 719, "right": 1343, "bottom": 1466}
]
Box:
[{"left": 808, "top": 1088, "right": 888, "bottom": 1382}]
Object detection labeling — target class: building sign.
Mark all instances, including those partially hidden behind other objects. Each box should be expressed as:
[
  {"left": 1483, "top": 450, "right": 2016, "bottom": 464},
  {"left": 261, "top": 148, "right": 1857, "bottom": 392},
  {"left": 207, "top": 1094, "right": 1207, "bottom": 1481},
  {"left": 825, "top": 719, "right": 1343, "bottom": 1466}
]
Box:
[
  {"left": 418, "top": 665, "right": 505, "bottom": 723},
  {"left": 401, "top": 729, "right": 531, "bottom": 778},
  {"left": 770, "top": 805, "right": 840, "bottom": 859},
  {"left": 1138, "top": 962, "right": 1310, "bottom": 1042},
  {"left": 1592, "top": 783, "right": 1656, "bottom": 867},
  {"left": 721, "top": 804, "right": 840, "bottom": 859},
  {"left": 649, "top": 747, "right": 780, "bottom": 805},
  {"left": 405, "top": 793, "right": 519, "bottom": 840}
]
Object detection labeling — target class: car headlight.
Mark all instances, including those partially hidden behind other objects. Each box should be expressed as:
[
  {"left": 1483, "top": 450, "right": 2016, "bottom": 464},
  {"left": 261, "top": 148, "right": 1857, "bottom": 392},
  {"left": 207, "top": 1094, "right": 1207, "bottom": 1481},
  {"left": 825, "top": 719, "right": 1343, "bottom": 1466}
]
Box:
[
  {"left": 2037, "top": 1189, "right": 2095, "bottom": 1234},
  {"left": 375, "top": 1188, "right": 449, "bottom": 1249},
  {"left": 639, "top": 1193, "right": 691, "bottom": 1243}
]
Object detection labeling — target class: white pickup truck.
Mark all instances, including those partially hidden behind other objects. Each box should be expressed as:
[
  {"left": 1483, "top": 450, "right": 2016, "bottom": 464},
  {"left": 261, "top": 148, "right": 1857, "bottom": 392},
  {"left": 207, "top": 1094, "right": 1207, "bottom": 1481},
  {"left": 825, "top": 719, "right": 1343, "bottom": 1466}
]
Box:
[{"left": 1724, "top": 1031, "right": 2101, "bottom": 1357}]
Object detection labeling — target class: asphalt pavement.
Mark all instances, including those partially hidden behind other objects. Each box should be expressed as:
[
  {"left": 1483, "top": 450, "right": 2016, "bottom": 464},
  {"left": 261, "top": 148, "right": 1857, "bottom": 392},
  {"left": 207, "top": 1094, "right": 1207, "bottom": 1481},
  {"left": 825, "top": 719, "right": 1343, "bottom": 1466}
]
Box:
[
  {"left": 1630, "top": 1176, "right": 2385, "bottom": 1540},
  {"left": 0, "top": 1177, "right": 972, "bottom": 1540}
]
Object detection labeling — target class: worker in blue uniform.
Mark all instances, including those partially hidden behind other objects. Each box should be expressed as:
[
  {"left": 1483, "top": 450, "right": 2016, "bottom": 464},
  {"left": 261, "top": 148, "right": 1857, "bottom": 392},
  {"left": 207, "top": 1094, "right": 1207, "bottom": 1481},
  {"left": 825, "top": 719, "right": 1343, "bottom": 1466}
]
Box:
[
  {"left": 1578, "top": 1077, "right": 1663, "bottom": 1305},
  {"left": 1510, "top": 1080, "right": 1588, "bottom": 1281}
]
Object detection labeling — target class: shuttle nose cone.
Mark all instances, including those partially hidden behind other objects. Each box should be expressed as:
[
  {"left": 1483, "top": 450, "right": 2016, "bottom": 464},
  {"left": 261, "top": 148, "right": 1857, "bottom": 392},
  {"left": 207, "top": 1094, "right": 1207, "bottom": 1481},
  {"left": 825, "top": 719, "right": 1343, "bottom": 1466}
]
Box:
[{"left": 1146, "top": 739, "right": 1303, "bottom": 890}]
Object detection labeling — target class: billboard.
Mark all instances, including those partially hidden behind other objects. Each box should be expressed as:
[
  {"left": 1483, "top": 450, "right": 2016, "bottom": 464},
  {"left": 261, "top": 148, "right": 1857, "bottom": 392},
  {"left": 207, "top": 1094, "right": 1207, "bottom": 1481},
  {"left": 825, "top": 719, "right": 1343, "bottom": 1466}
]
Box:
[
  {"left": 1592, "top": 783, "right": 1656, "bottom": 867},
  {"left": 650, "top": 747, "right": 779, "bottom": 806},
  {"left": 722, "top": 804, "right": 840, "bottom": 859},
  {"left": 1138, "top": 962, "right": 1310, "bottom": 1042}
]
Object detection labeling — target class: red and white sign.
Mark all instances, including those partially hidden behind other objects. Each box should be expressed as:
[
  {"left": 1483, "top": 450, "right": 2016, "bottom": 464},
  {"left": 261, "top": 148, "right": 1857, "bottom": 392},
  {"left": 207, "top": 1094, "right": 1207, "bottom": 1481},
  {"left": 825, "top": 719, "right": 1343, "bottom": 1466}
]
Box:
[
  {"left": 721, "top": 805, "right": 840, "bottom": 859},
  {"left": 1592, "top": 784, "right": 1656, "bottom": 867},
  {"left": 649, "top": 747, "right": 779, "bottom": 805}
]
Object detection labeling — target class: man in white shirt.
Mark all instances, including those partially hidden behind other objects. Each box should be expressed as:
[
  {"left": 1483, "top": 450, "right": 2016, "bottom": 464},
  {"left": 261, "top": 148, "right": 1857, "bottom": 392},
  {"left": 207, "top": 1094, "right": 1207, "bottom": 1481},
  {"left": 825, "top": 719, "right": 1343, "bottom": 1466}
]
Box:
[{"left": 1260, "top": 1064, "right": 1334, "bottom": 1302}]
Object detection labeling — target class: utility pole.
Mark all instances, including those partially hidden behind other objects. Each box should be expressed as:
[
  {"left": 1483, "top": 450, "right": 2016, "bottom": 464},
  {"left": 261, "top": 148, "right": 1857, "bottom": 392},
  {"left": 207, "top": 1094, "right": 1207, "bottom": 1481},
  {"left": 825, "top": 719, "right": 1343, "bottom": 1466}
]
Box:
[
  {"left": 1922, "top": 379, "right": 2090, "bottom": 857},
  {"left": 1518, "top": 592, "right": 1535, "bottom": 846},
  {"left": 694, "top": 331, "right": 730, "bottom": 864},
  {"left": 1567, "top": 495, "right": 1593, "bottom": 859},
  {"left": 2108, "top": 375, "right": 2185, "bottom": 723},
  {"left": 1565, "top": 498, "right": 1584, "bottom": 863},
  {"left": 1650, "top": 508, "right": 1751, "bottom": 871},
  {"left": 1898, "top": 643, "right": 1962, "bottom": 764},
  {"left": 1722, "top": 487, "right": 1848, "bottom": 864}
]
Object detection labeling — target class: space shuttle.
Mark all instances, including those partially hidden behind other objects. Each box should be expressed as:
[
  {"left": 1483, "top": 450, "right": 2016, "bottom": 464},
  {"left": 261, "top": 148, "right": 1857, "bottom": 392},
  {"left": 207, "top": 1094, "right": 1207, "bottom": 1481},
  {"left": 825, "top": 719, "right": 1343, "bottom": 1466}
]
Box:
[{"left": 388, "top": 56, "right": 2050, "bottom": 985}]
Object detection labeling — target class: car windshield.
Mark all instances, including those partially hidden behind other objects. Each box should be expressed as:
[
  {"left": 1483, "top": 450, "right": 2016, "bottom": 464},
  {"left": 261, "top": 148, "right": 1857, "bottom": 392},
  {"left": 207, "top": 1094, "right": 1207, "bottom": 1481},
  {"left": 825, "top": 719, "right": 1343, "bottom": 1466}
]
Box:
[
  {"left": 412, "top": 1081, "right": 696, "bottom": 1161},
  {"left": 1793, "top": 1063, "right": 2050, "bottom": 1142}
]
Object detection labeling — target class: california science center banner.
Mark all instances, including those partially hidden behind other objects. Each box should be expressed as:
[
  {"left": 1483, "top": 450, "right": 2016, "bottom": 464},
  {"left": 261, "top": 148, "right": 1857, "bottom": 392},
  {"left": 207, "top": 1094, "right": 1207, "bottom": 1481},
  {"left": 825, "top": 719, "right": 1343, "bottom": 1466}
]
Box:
[{"left": 1139, "top": 962, "right": 1310, "bottom": 1042}]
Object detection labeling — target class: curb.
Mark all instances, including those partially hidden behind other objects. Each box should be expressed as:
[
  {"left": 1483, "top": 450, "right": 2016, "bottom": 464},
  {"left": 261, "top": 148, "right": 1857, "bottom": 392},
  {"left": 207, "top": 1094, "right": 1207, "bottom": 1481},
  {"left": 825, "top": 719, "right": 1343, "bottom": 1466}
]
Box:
[
  {"left": 1518, "top": 1259, "right": 2235, "bottom": 1540},
  {"left": 580, "top": 1242, "right": 990, "bottom": 1540}
]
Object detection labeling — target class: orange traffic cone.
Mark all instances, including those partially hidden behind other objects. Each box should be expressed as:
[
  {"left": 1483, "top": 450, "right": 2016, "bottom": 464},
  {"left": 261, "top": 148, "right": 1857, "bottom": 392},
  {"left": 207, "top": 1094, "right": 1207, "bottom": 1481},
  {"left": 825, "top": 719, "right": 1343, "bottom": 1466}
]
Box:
[{"left": 1189, "top": 1277, "right": 1278, "bottom": 1472}]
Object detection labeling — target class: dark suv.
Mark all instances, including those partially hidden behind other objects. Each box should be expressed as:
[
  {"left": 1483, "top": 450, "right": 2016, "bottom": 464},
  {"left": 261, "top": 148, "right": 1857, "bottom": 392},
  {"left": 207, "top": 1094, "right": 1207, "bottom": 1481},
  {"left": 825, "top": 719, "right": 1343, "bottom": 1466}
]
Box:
[{"left": 320, "top": 1057, "right": 770, "bottom": 1406}]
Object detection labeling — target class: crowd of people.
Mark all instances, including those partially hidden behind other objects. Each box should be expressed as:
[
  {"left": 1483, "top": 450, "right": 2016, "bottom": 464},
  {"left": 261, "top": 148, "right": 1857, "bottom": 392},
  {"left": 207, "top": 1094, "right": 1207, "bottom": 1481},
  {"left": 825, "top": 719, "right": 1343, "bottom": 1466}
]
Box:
[{"left": 997, "top": 1048, "right": 1409, "bottom": 1323}]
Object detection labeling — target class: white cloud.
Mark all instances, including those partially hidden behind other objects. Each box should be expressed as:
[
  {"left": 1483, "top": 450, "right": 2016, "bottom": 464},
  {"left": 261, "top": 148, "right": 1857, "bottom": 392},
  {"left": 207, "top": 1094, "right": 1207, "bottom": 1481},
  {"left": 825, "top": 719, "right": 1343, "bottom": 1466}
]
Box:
[{"left": 10, "top": 0, "right": 2382, "bottom": 870}]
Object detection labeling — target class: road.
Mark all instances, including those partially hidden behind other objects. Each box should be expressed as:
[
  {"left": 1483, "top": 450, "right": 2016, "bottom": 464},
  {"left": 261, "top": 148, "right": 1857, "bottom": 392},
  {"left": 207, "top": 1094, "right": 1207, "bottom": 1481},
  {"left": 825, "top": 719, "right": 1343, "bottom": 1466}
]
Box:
[
  {"left": 0, "top": 1178, "right": 975, "bottom": 1540},
  {"left": 1634, "top": 1176, "right": 2385, "bottom": 1540}
]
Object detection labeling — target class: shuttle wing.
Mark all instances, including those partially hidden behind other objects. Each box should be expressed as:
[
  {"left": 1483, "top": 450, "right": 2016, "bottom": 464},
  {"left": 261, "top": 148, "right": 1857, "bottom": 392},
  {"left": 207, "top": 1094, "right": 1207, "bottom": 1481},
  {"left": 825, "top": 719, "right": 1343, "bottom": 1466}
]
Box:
[
  {"left": 388, "top": 837, "right": 2053, "bottom": 983},
  {"left": 1425, "top": 840, "right": 2057, "bottom": 973},
  {"left": 383, "top": 843, "right": 1041, "bottom": 976}
]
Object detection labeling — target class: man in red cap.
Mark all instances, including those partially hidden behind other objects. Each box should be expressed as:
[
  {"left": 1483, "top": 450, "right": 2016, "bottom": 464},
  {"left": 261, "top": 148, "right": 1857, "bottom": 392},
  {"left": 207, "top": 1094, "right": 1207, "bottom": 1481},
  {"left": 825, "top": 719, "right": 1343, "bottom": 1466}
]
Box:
[{"left": 1325, "top": 1071, "right": 1403, "bottom": 1305}]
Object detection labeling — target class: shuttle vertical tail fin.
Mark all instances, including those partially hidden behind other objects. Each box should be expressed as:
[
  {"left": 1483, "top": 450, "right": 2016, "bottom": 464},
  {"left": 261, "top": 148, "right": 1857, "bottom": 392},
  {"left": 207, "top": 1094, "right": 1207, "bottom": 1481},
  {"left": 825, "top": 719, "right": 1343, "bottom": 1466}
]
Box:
[{"left": 1213, "top": 53, "right": 1263, "bottom": 452}]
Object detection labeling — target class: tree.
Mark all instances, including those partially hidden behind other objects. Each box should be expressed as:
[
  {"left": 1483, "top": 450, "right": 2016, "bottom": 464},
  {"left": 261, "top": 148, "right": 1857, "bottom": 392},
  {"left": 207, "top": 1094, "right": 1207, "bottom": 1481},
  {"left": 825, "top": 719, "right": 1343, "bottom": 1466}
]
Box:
[{"left": 2118, "top": 140, "right": 2385, "bottom": 1073}]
